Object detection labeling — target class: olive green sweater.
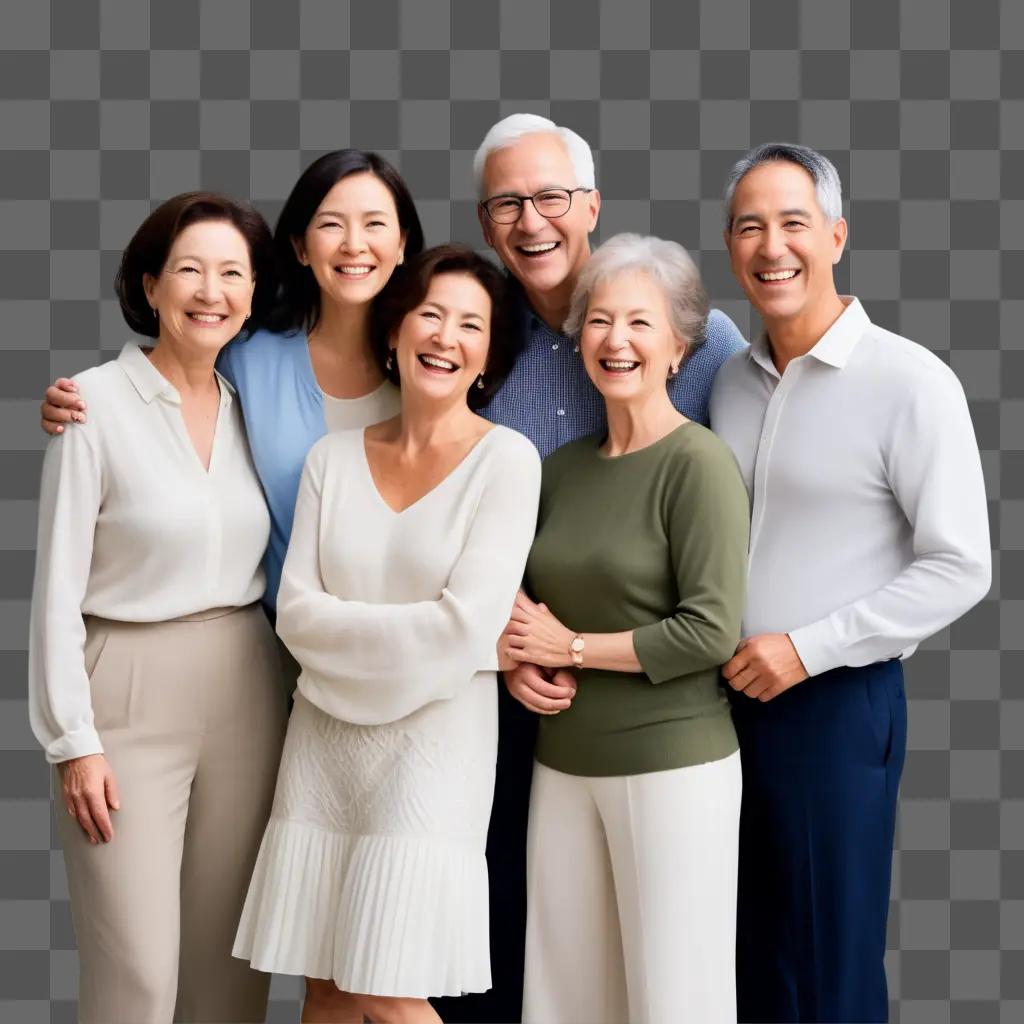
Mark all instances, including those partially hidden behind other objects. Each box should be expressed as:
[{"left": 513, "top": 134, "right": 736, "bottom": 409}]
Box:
[{"left": 525, "top": 422, "right": 750, "bottom": 777}]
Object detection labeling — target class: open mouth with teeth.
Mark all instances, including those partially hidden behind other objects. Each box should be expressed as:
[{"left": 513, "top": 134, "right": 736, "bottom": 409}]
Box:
[
  {"left": 418, "top": 354, "right": 460, "bottom": 374},
  {"left": 186, "top": 312, "right": 228, "bottom": 326},
  {"left": 755, "top": 269, "right": 801, "bottom": 284},
  {"left": 517, "top": 241, "right": 560, "bottom": 259},
  {"left": 334, "top": 264, "right": 375, "bottom": 278},
  {"left": 599, "top": 358, "right": 640, "bottom": 375}
]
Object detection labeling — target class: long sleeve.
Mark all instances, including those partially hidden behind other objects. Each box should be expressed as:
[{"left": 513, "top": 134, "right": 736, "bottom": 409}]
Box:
[
  {"left": 632, "top": 438, "right": 750, "bottom": 684},
  {"left": 28, "top": 425, "right": 105, "bottom": 764},
  {"left": 789, "top": 371, "right": 992, "bottom": 677},
  {"left": 277, "top": 432, "right": 542, "bottom": 725}
]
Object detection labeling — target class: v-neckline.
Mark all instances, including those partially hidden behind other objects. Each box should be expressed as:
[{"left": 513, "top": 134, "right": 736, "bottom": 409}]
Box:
[
  {"left": 360, "top": 426, "right": 498, "bottom": 516},
  {"left": 140, "top": 347, "right": 227, "bottom": 476},
  {"left": 180, "top": 376, "right": 228, "bottom": 476}
]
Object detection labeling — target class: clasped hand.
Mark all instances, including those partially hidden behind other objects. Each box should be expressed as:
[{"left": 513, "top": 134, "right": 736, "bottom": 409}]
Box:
[
  {"left": 501, "top": 592, "right": 578, "bottom": 716},
  {"left": 502, "top": 590, "right": 574, "bottom": 669}
]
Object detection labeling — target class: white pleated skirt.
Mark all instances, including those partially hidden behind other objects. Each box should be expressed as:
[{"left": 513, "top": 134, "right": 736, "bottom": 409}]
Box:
[{"left": 233, "top": 676, "right": 498, "bottom": 999}]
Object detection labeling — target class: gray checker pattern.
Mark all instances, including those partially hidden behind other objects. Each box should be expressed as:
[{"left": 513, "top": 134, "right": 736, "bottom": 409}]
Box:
[{"left": 0, "top": 0, "right": 1021, "bottom": 1021}]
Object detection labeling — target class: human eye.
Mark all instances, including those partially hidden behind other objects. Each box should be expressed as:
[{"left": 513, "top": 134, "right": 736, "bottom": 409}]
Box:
[
  {"left": 738, "top": 224, "right": 759, "bottom": 235},
  {"left": 177, "top": 264, "right": 200, "bottom": 274},
  {"left": 586, "top": 315, "right": 610, "bottom": 326},
  {"left": 631, "top": 318, "right": 652, "bottom": 328},
  {"left": 419, "top": 309, "right": 440, "bottom": 320},
  {"left": 535, "top": 190, "right": 565, "bottom": 206},
  {"left": 491, "top": 197, "right": 521, "bottom": 213},
  {"left": 462, "top": 321, "right": 482, "bottom": 332}
]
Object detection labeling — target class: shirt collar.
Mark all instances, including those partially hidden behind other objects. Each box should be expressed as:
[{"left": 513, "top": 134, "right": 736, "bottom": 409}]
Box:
[
  {"left": 749, "top": 297, "right": 870, "bottom": 375},
  {"left": 117, "top": 340, "right": 236, "bottom": 406}
]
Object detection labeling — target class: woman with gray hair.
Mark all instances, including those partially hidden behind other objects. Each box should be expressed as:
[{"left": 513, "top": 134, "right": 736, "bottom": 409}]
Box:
[{"left": 502, "top": 233, "right": 750, "bottom": 1023}]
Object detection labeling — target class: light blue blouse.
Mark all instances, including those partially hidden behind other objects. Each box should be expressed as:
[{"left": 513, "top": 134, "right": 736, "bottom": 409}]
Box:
[{"left": 217, "top": 329, "right": 326, "bottom": 614}]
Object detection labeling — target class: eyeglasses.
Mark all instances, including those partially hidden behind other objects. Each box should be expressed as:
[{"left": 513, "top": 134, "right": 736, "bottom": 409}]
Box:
[{"left": 479, "top": 187, "right": 592, "bottom": 224}]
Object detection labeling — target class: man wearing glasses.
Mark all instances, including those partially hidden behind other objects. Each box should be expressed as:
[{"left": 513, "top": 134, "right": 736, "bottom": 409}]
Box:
[
  {"left": 432, "top": 113, "right": 747, "bottom": 1024},
  {"left": 473, "top": 113, "right": 745, "bottom": 458}
]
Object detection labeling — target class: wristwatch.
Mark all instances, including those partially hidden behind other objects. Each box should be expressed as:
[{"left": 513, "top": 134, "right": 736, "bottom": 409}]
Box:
[{"left": 569, "top": 634, "right": 585, "bottom": 669}]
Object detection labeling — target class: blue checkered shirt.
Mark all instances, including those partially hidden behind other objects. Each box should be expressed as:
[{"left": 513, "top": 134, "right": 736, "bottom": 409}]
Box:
[{"left": 482, "top": 298, "right": 749, "bottom": 457}]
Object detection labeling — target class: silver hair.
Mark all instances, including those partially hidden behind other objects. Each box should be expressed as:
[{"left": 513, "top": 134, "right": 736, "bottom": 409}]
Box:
[
  {"left": 724, "top": 142, "right": 843, "bottom": 227},
  {"left": 472, "top": 113, "right": 596, "bottom": 199},
  {"left": 563, "top": 233, "right": 710, "bottom": 354}
]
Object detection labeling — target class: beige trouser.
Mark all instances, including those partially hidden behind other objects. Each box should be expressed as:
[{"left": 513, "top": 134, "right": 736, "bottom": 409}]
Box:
[{"left": 56, "top": 605, "right": 288, "bottom": 1024}]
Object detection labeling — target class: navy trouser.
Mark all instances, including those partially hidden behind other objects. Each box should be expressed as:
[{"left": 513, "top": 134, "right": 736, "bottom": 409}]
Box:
[{"left": 731, "top": 660, "right": 907, "bottom": 1024}]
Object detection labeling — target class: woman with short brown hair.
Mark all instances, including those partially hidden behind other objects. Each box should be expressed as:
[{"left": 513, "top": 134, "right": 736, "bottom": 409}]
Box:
[
  {"left": 29, "top": 192, "right": 287, "bottom": 1022},
  {"left": 233, "top": 245, "right": 539, "bottom": 1024}
]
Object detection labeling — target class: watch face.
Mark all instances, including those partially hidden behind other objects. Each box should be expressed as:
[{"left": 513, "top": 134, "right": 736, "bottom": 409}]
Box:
[{"left": 571, "top": 637, "right": 584, "bottom": 653}]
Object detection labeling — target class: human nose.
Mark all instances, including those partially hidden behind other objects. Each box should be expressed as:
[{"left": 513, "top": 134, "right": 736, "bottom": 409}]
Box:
[
  {"left": 193, "top": 270, "right": 225, "bottom": 304},
  {"left": 607, "top": 318, "right": 630, "bottom": 350},
  {"left": 758, "top": 224, "right": 788, "bottom": 262},
  {"left": 340, "top": 225, "right": 366, "bottom": 253},
  {"left": 517, "top": 197, "right": 546, "bottom": 233},
  {"left": 430, "top": 315, "right": 457, "bottom": 349}
]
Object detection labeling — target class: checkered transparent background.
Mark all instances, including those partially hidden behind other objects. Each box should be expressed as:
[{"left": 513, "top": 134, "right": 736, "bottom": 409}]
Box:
[{"left": 1, "top": 1, "right": 1022, "bottom": 1021}]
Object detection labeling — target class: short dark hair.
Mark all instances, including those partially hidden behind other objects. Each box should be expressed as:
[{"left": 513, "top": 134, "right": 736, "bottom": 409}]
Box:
[
  {"left": 115, "top": 191, "right": 276, "bottom": 339},
  {"left": 724, "top": 142, "right": 843, "bottom": 228},
  {"left": 265, "top": 149, "right": 426, "bottom": 334},
  {"left": 370, "top": 245, "right": 522, "bottom": 412}
]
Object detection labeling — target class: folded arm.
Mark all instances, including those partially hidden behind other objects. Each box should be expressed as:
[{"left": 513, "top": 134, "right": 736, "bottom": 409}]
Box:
[{"left": 277, "top": 436, "right": 542, "bottom": 723}]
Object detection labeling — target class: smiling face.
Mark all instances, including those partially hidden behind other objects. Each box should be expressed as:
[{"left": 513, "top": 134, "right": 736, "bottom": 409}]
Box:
[
  {"left": 578, "top": 270, "right": 685, "bottom": 406},
  {"left": 725, "top": 160, "right": 848, "bottom": 327},
  {"left": 478, "top": 132, "right": 600, "bottom": 302},
  {"left": 142, "top": 219, "right": 255, "bottom": 354},
  {"left": 390, "top": 272, "right": 493, "bottom": 410},
  {"left": 293, "top": 171, "right": 406, "bottom": 311}
]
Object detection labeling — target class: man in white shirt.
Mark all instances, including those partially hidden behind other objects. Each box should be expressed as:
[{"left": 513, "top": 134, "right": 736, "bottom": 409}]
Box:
[{"left": 710, "top": 143, "right": 991, "bottom": 1024}]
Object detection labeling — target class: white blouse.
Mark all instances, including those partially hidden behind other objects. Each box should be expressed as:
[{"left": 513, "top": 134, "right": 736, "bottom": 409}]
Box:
[
  {"left": 29, "top": 342, "right": 271, "bottom": 763},
  {"left": 276, "top": 424, "right": 542, "bottom": 725}
]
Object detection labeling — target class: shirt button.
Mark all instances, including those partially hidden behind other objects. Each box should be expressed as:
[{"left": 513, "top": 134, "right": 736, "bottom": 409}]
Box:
[
  {"left": 551, "top": 343, "right": 559, "bottom": 350},
  {"left": 556, "top": 408, "right": 565, "bottom": 416}
]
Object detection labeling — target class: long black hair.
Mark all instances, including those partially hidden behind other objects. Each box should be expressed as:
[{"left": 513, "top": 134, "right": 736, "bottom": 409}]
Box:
[{"left": 264, "top": 150, "right": 425, "bottom": 334}]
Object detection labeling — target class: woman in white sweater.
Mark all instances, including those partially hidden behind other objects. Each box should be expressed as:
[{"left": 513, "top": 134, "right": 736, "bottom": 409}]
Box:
[
  {"left": 29, "top": 192, "right": 287, "bottom": 1022},
  {"left": 233, "top": 244, "right": 542, "bottom": 1023}
]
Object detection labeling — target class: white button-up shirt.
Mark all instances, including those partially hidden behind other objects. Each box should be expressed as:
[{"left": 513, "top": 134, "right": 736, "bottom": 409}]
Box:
[
  {"left": 710, "top": 297, "right": 991, "bottom": 678},
  {"left": 29, "top": 342, "right": 270, "bottom": 763}
]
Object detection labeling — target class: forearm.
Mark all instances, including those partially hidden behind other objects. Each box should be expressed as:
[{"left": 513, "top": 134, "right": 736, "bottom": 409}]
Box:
[
  {"left": 579, "top": 631, "right": 642, "bottom": 673},
  {"left": 789, "top": 548, "right": 991, "bottom": 677}
]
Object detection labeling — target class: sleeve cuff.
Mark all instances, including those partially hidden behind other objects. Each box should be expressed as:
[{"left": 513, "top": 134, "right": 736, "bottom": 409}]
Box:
[
  {"left": 787, "top": 617, "right": 843, "bottom": 679},
  {"left": 45, "top": 728, "right": 104, "bottom": 766},
  {"left": 632, "top": 623, "right": 673, "bottom": 685}
]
